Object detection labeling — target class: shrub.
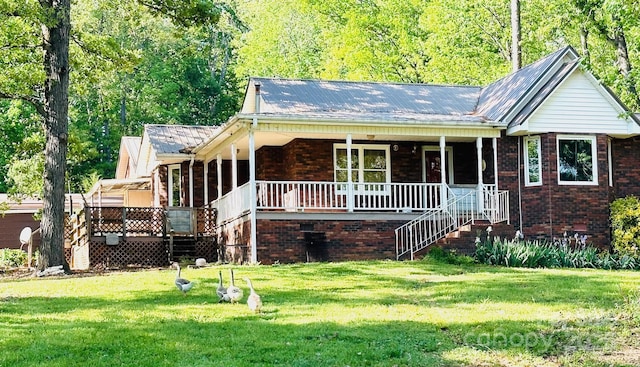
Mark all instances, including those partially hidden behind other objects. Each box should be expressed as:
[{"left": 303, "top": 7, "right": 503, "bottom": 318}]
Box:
[
  {"left": 0, "top": 248, "right": 27, "bottom": 268},
  {"left": 475, "top": 238, "right": 639, "bottom": 270},
  {"left": 610, "top": 196, "right": 640, "bottom": 258}
]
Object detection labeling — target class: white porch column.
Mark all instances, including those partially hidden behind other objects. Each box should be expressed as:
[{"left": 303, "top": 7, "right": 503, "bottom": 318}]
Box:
[
  {"left": 231, "top": 143, "right": 238, "bottom": 189},
  {"left": 346, "top": 134, "right": 354, "bottom": 212},
  {"left": 477, "top": 137, "right": 484, "bottom": 213},
  {"left": 249, "top": 129, "right": 258, "bottom": 264},
  {"left": 216, "top": 154, "right": 222, "bottom": 200},
  {"left": 439, "top": 136, "right": 447, "bottom": 209}
]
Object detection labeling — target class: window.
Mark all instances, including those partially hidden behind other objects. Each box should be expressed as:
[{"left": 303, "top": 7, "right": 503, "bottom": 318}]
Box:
[
  {"left": 168, "top": 164, "right": 181, "bottom": 206},
  {"left": 557, "top": 135, "right": 598, "bottom": 185},
  {"left": 524, "top": 136, "right": 542, "bottom": 186},
  {"left": 334, "top": 144, "right": 390, "bottom": 192}
]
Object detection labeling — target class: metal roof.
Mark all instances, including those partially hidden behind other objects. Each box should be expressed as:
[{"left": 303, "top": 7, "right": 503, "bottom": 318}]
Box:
[
  {"left": 476, "top": 46, "right": 578, "bottom": 122},
  {"left": 250, "top": 78, "right": 484, "bottom": 122},
  {"left": 145, "top": 125, "right": 219, "bottom": 155}
]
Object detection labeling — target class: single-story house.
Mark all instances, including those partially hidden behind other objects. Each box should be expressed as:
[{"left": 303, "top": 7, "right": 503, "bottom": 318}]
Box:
[{"left": 73, "top": 45, "right": 640, "bottom": 266}]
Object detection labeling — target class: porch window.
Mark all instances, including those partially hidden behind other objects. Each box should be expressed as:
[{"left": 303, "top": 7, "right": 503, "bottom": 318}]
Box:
[
  {"left": 524, "top": 136, "right": 542, "bottom": 186},
  {"left": 334, "top": 144, "right": 390, "bottom": 193},
  {"left": 168, "top": 164, "right": 181, "bottom": 206},
  {"left": 557, "top": 135, "right": 598, "bottom": 185}
]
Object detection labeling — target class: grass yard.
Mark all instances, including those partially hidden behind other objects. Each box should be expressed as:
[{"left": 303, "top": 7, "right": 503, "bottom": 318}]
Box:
[{"left": 1, "top": 259, "right": 639, "bottom": 367}]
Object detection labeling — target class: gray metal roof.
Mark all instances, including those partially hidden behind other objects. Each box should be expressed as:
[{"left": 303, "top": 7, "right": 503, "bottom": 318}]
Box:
[
  {"left": 144, "top": 125, "right": 219, "bottom": 155},
  {"left": 248, "top": 47, "right": 589, "bottom": 127},
  {"left": 252, "top": 78, "right": 484, "bottom": 122},
  {"left": 476, "top": 46, "right": 578, "bottom": 122}
]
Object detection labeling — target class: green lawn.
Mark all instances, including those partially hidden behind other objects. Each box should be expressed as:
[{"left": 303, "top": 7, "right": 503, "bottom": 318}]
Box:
[{"left": 1, "top": 260, "right": 639, "bottom": 366}]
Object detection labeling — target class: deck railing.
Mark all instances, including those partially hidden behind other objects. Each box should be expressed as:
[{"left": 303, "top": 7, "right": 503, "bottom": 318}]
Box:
[{"left": 84, "top": 206, "right": 217, "bottom": 237}]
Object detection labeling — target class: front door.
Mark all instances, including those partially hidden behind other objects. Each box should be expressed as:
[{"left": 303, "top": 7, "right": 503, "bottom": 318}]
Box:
[
  {"left": 424, "top": 150, "right": 442, "bottom": 183},
  {"left": 422, "top": 147, "right": 453, "bottom": 209}
]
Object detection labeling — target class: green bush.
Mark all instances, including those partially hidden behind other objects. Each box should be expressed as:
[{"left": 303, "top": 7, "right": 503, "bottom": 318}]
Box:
[
  {"left": 611, "top": 196, "right": 640, "bottom": 258},
  {"left": 0, "top": 248, "right": 27, "bottom": 268},
  {"left": 426, "top": 246, "right": 475, "bottom": 265},
  {"left": 475, "top": 238, "right": 639, "bottom": 270}
]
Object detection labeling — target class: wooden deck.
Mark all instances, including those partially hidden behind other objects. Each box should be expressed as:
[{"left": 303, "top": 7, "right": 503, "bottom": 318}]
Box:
[{"left": 65, "top": 206, "right": 218, "bottom": 269}]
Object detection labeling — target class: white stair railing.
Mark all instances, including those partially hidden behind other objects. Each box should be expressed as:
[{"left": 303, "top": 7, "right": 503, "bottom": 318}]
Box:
[{"left": 395, "top": 188, "right": 477, "bottom": 260}]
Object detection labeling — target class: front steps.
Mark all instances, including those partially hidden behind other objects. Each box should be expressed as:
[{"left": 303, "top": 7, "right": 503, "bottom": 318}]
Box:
[{"left": 433, "top": 222, "right": 515, "bottom": 256}]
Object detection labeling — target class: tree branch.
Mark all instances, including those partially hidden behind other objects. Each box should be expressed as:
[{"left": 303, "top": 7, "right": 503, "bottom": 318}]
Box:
[{"left": 0, "top": 91, "right": 46, "bottom": 117}]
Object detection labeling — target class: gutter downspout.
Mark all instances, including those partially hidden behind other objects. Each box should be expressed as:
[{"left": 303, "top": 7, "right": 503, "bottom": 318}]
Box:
[{"left": 249, "top": 82, "right": 260, "bottom": 263}]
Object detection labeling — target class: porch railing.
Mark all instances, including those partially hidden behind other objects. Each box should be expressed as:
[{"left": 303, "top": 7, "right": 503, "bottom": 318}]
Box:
[
  {"left": 256, "top": 180, "right": 443, "bottom": 212},
  {"left": 482, "top": 184, "right": 510, "bottom": 224}
]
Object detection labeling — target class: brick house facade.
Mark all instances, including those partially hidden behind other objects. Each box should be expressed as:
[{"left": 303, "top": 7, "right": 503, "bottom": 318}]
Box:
[{"left": 93, "top": 46, "right": 640, "bottom": 265}]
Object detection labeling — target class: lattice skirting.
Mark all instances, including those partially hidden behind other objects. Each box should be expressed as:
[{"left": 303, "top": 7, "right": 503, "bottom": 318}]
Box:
[
  {"left": 195, "top": 237, "right": 217, "bottom": 262},
  {"left": 64, "top": 236, "right": 219, "bottom": 269},
  {"left": 89, "top": 237, "right": 167, "bottom": 268}
]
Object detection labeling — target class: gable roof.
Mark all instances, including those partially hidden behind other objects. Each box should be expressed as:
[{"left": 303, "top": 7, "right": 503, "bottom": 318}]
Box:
[
  {"left": 145, "top": 124, "right": 219, "bottom": 155},
  {"left": 115, "top": 136, "right": 142, "bottom": 179},
  {"left": 136, "top": 124, "right": 220, "bottom": 176},
  {"left": 243, "top": 78, "right": 487, "bottom": 123},
  {"left": 239, "top": 46, "right": 638, "bottom": 135},
  {"left": 476, "top": 46, "right": 580, "bottom": 123}
]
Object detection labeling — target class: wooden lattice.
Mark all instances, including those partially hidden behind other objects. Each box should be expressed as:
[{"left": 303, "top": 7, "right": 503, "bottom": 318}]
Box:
[
  {"left": 89, "top": 237, "right": 167, "bottom": 267},
  {"left": 89, "top": 207, "right": 166, "bottom": 237},
  {"left": 195, "top": 236, "right": 218, "bottom": 262},
  {"left": 196, "top": 208, "right": 217, "bottom": 236}
]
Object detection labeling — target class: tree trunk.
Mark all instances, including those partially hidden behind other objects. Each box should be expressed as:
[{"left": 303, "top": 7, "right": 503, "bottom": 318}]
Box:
[
  {"left": 610, "top": 26, "right": 640, "bottom": 108},
  {"left": 510, "top": 0, "right": 521, "bottom": 72},
  {"left": 39, "top": 0, "right": 71, "bottom": 272}
]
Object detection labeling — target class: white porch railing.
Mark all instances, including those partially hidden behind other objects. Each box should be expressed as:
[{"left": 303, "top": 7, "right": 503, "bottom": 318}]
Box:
[
  {"left": 482, "top": 184, "right": 510, "bottom": 224},
  {"left": 256, "top": 181, "right": 444, "bottom": 212},
  {"left": 211, "top": 182, "right": 251, "bottom": 223},
  {"left": 395, "top": 185, "right": 509, "bottom": 260}
]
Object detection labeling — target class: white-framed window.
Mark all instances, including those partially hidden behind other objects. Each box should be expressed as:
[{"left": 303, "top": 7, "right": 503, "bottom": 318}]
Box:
[
  {"left": 168, "top": 164, "right": 181, "bottom": 206},
  {"left": 334, "top": 144, "right": 390, "bottom": 193},
  {"left": 524, "top": 136, "right": 542, "bottom": 186},
  {"left": 557, "top": 135, "right": 598, "bottom": 185}
]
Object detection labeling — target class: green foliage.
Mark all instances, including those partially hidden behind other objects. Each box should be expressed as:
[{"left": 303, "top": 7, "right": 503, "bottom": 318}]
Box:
[
  {"left": 475, "top": 237, "right": 638, "bottom": 270},
  {"left": 610, "top": 196, "right": 640, "bottom": 258},
  {"left": 425, "top": 246, "right": 475, "bottom": 266},
  {"left": 0, "top": 249, "right": 27, "bottom": 268}
]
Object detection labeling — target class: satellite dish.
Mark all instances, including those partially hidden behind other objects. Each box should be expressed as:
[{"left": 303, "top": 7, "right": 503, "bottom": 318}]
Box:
[{"left": 19, "top": 227, "right": 32, "bottom": 245}]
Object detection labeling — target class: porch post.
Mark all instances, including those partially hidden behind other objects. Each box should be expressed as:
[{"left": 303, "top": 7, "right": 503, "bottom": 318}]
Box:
[
  {"left": 231, "top": 143, "right": 238, "bottom": 189},
  {"left": 249, "top": 129, "right": 258, "bottom": 264},
  {"left": 346, "top": 134, "right": 354, "bottom": 212},
  {"left": 476, "top": 137, "right": 484, "bottom": 213},
  {"left": 439, "top": 136, "right": 447, "bottom": 209},
  {"left": 216, "top": 154, "right": 222, "bottom": 199}
]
